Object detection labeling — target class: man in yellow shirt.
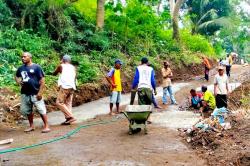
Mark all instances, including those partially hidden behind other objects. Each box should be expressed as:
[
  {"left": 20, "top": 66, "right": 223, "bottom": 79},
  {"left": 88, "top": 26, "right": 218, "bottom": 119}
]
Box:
[
  {"left": 106, "top": 60, "right": 122, "bottom": 115},
  {"left": 200, "top": 85, "right": 216, "bottom": 118}
]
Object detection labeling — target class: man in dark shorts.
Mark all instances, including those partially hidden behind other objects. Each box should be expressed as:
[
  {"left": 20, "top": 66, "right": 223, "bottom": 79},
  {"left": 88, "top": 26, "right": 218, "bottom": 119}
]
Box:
[
  {"left": 132, "top": 57, "right": 157, "bottom": 105},
  {"left": 15, "top": 52, "right": 50, "bottom": 133},
  {"left": 214, "top": 66, "right": 229, "bottom": 108}
]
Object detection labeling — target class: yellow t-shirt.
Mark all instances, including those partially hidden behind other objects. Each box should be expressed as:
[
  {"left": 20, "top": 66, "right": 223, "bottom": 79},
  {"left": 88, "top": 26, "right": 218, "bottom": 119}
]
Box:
[
  {"left": 203, "top": 91, "right": 216, "bottom": 109},
  {"left": 112, "top": 69, "right": 122, "bottom": 92}
]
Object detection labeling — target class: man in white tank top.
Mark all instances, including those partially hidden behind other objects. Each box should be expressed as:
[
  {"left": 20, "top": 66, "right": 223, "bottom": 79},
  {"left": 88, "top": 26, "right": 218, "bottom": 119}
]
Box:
[
  {"left": 132, "top": 57, "right": 157, "bottom": 105},
  {"left": 53, "top": 55, "right": 76, "bottom": 125}
]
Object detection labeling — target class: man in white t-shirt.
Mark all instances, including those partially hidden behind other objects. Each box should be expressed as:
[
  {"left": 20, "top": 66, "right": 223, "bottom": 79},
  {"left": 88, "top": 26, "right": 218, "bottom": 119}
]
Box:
[
  {"left": 53, "top": 55, "right": 77, "bottom": 125},
  {"left": 214, "top": 66, "right": 229, "bottom": 108}
]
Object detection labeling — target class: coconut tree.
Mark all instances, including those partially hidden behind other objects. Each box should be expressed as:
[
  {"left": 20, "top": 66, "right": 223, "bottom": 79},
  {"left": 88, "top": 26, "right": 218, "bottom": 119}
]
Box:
[{"left": 187, "top": 0, "right": 231, "bottom": 35}]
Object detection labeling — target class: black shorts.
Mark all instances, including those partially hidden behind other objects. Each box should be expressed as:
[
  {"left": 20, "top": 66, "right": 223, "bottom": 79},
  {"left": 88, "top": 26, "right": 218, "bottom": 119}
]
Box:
[{"left": 216, "top": 94, "right": 227, "bottom": 108}]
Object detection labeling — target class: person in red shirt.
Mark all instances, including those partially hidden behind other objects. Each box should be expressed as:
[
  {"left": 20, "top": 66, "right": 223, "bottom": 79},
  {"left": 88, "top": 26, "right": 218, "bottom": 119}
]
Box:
[{"left": 189, "top": 89, "right": 203, "bottom": 109}]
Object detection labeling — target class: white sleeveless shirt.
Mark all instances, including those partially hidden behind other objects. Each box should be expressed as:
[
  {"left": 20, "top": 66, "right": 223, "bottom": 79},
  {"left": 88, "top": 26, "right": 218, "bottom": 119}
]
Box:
[
  {"left": 137, "top": 65, "right": 153, "bottom": 89},
  {"left": 58, "top": 64, "right": 76, "bottom": 90}
]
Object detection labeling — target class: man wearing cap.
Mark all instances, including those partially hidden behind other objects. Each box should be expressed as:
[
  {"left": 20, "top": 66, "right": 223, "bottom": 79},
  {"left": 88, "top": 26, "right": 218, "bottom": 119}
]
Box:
[
  {"left": 106, "top": 59, "right": 123, "bottom": 115},
  {"left": 132, "top": 57, "right": 156, "bottom": 105},
  {"left": 214, "top": 66, "right": 229, "bottom": 108},
  {"left": 15, "top": 52, "right": 50, "bottom": 133},
  {"left": 53, "top": 54, "right": 77, "bottom": 125},
  {"left": 161, "top": 61, "right": 177, "bottom": 105}
]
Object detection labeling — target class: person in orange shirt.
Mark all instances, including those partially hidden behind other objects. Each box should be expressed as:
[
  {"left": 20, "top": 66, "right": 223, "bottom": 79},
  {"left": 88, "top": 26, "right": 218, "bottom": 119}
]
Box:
[
  {"left": 202, "top": 57, "right": 211, "bottom": 81},
  {"left": 106, "top": 60, "right": 122, "bottom": 115}
]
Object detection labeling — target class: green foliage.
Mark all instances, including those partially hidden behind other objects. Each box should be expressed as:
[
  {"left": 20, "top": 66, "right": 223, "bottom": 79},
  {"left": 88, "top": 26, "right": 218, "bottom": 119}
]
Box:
[
  {"left": 0, "top": 0, "right": 13, "bottom": 27},
  {"left": 186, "top": 0, "right": 232, "bottom": 35},
  {"left": 0, "top": 49, "right": 21, "bottom": 88},
  {"left": 0, "top": 28, "right": 53, "bottom": 55},
  {"left": 73, "top": 55, "right": 98, "bottom": 83},
  {"left": 181, "top": 31, "right": 215, "bottom": 57},
  {"left": 0, "top": 0, "right": 220, "bottom": 91},
  {"left": 74, "top": 0, "right": 96, "bottom": 21}
]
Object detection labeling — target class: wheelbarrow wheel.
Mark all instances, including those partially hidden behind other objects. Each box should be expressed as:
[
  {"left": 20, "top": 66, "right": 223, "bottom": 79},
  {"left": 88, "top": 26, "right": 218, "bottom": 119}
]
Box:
[{"left": 144, "top": 128, "right": 148, "bottom": 135}]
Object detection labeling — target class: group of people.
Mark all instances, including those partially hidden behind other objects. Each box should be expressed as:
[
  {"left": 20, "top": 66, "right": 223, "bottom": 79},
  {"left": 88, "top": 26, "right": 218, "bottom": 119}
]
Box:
[
  {"left": 15, "top": 53, "right": 178, "bottom": 132},
  {"left": 189, "top": 65, "right": 229, "bottom": 118},
  {"left": 15, "top": 51, "right": 229, "bottom": 133},
  {"left": 219, "top": 53, "right": 234, "bottom": 77},
  {"left": 106, "top": 58, "right": 177, "bottom": 115},
  {"left": 202, "top": 53, "right": 233, "bottom": 83},
  {"left": 15, "top": 52, "right": 77, "bottom": 133}
]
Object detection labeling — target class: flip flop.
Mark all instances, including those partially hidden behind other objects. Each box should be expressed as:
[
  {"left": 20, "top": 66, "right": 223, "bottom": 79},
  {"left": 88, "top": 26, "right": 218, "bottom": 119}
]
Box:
[
  {"left": 61, "top": 121, "right": 70, "bottom": 125},
  {"left": 41, "top": 128, "right": 51, "bottom": 133},
  {"left": 66, "top": 118, "right": 76, "bottom": 124},
  {"left": 24, "top": 128, "right": 35, "bottom": 132}
]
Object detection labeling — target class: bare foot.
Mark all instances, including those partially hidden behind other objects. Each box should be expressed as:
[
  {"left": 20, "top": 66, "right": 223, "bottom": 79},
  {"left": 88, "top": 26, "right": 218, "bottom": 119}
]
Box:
[
  {"left": 109, "top": 112, "right": 115, "bottom": 116},
  {"left": 155, "top": 106, "right": 163, "bottom": 109}
]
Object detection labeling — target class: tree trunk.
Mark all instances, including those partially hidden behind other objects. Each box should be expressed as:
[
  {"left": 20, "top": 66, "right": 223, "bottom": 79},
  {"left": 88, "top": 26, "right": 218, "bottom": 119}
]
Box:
[
  {"left": 169, "top": 0, "right": 175, "bottom": 17},
  {"left": 96, "top": 0, "right": 105, "bottom": 30},
  {"left": 172, "top": 0, "right": 184, "bottom": 41}
]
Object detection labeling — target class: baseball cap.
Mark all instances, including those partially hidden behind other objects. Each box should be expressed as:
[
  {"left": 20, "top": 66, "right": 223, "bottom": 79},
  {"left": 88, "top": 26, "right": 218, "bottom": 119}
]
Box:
[
  {"left": 62, "top": 54, "right": 71, "bottom": 62},
  {"left": 115, "top": 59, "right": 122, "bottom": 65}
]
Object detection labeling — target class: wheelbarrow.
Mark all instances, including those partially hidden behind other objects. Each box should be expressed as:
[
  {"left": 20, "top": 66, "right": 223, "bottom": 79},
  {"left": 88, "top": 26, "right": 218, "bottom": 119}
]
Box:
[{"left": 123, "top": 105, "right": 152, "bottom": 135}]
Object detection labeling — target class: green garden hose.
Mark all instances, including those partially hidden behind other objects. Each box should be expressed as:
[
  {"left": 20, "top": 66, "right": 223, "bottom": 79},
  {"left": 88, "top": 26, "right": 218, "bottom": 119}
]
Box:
[{"left": 0, "top": 118, "right": 119, "bottom": 155}]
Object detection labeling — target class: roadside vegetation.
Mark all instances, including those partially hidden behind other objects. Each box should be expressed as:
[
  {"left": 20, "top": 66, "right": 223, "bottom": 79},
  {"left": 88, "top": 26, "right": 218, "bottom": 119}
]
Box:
[{"left": 0, "top": 0, "right": 249, "bottom": 91}]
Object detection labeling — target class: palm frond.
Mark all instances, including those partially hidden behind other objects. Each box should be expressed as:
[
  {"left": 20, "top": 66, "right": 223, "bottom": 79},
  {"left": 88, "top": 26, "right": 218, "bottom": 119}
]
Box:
[
  {"left": 197, "top": 9, "right": 218, "bottom": 25},
  {"left": 200, "top": 0, "right": 210, "bottom": 16},
  {"left": 198, "top": 17, "right": 232, "bottom": 31}
]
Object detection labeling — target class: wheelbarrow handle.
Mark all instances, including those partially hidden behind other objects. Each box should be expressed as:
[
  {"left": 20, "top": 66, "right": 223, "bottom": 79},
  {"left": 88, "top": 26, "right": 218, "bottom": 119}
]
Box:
[{"left": 122, "top": 112, "right": 129, "bottom": 120}]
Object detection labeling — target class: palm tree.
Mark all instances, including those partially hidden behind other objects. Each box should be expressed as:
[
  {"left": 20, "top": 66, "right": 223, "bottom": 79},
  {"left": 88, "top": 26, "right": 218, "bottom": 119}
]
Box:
[{"left": 188, "top": 0, "right": 231, "bottom": 35}]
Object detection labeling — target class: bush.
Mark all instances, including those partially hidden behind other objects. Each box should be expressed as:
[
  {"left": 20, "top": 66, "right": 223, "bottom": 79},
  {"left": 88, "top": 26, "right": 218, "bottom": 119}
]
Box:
[
  {"left": 181, "top": 30, "right": 216, "bottom": 57},
  {"left": 0, "top": 49, "right": 21, "bottom": 88},
  {"left": 0, "top": 28, "right": 53, "bottom": 56},
  {"left": 72, "top": 55, "right": 99, "bottom": 84}
]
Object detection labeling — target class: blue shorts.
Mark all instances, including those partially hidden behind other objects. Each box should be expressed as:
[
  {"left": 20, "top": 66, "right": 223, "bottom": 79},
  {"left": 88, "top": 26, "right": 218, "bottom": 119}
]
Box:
[{"left": 110, "top": 91, "right": 121, "bottom": 104}]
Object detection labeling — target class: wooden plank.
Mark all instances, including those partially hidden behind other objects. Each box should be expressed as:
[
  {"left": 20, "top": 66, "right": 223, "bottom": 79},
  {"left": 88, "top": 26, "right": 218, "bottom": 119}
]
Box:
[{"left": 0, "top": 138, "right": 13, "bottom": 145}]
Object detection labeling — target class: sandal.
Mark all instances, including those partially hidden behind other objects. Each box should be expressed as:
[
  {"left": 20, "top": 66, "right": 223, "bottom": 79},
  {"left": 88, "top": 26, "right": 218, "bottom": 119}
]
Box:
[
  {"left": 41, "top": 128, "right": 51, "bottom": 133},
  {"left": 24, "top": 128, "right": 35, "bottom": 132},
  {"left": 64, "top": 117, "right": 76, "bottom": 124}
]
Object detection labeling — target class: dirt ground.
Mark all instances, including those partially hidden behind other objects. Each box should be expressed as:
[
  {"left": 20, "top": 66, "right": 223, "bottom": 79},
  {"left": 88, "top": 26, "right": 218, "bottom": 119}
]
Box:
[
  {"left": 183, "top": 80, "right": 250, "bottom": 166},
  {"left": 0, "top": 118, "right": 207, "bottom": 166},
  {"left": 0, "top": 65, "right": 249, "bottom": 166}
]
